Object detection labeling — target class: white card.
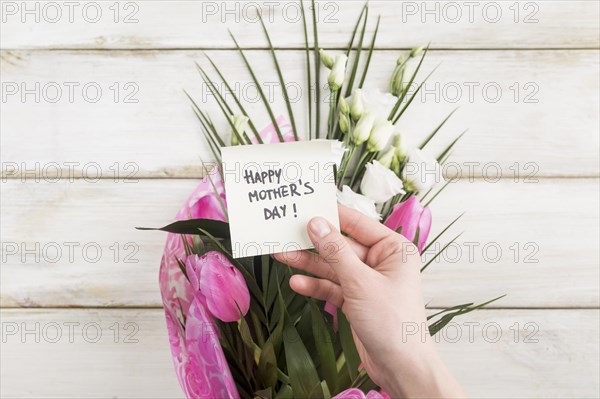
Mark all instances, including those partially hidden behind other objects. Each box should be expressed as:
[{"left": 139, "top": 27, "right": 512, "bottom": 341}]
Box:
[{"left": 221, "top": 141, "right": 340, "bottom": 258}]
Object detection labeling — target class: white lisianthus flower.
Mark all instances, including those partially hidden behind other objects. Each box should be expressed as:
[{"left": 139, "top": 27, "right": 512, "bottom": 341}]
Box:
[
  {"left": 328, "top": 55, "right": 348, "bottom": 91},
  {"left": 337, "top": 185, "right": 381, "bottom": 220},
  {"left": 367, "top": 119, "right": 395, "bottom": 152},
  {"left": 401, "top": 148, "right": 442, "bottom": 192},
  {"left": 360, "top": 161, "right": 405, "bottom": 203},
  {"left": 349, "top": 88, "right": 398, "bottom": 120},
  {"left": 351, "top": 112, "right": 375, "bottom": 145}
]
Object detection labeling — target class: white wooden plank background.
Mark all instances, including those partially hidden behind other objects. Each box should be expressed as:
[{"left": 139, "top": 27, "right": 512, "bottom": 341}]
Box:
[
  {"left": 1, "top": 309, "right": 598, "bottom": 398},
  {"left": 2, "top": 50, "right": 599, "bottom": 178},
  {"left": 2, "top": 178, "right": 599, "bottom": 308},
  {"left": 1, "top": 1, "right": 599, "bottom": 49},
  {"left": 1, "top": 0, "right": 599, "bottom": 398}
]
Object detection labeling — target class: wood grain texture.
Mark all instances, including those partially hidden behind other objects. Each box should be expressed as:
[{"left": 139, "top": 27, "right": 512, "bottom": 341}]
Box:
[
  {"left": 1, "top": 1, "right": 598, "bottom": 50},
  {"left": 2, "top": 49, "right": 598, "bottom": 178},
  {"left": 2, "top": 178, "right": 598, "bottom": 308},
  {"left": 1, "top": 308, "right": 598, "bottom": 398}
]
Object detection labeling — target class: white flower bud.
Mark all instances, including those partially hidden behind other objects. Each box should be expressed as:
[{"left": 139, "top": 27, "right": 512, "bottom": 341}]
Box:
[
  {"left": 339, "top": 96, "right": 350, "bottom": 115},
  {"left": 367, "top": 119, "right": 395, "bottom": 152},
  {"left": 328, "top": 54, "right": 348, "bottom": 91},
  {"left": 350, "top": 89, "right": 365, "bottom": 122},
  {"left": 339, "top": 113, "right": 350, "bottom": 134},
  {"left": 351, "top": 112, "right": 375, "bottom": 145},
  {"left": 410, "top": 45, "right": 426, "bottom": 58}
]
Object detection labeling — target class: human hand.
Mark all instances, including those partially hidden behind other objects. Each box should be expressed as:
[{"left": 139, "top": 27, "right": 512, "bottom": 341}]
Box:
[{"left": 274, "top": 205, "right": 465, "bottom": 398}]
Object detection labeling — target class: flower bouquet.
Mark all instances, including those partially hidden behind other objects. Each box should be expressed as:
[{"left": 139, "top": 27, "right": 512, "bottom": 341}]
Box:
[{"left": 139, "top": 2, "right": 500, "bottom": 398}]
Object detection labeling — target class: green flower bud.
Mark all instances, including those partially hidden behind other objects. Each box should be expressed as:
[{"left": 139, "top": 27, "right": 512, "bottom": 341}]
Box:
[
  {"left": 230, "top": 114, "right": 249, "bottom": 146},
  {"left": 351, "top": 112, "right": 375, "bottom": 145},
  {"left": 350, "top": 90, "right": 365, "bottom": 122},
  {"left": 390, "top": 152, "right": 401, "bottom": 176},
  {"left": 378, "top": 147, "right": 395, "bottom": 168},
  {"left": 339, "top": 112, "right": 350, "bottom": 134},
  {"left": 320, "top": 49, "right": 335, "bottom": 69},
  {"left": 339, "top": 96, "right": 350, "bottom": 115},
  {"left": 390, "top": 66, "right": 405, "bottom": 97},
  {"left": 410, "top": 45, "right": 426, "bottom": 58},
  {"left": 367, "top": 119, "right": 395, "bottom": 153}
]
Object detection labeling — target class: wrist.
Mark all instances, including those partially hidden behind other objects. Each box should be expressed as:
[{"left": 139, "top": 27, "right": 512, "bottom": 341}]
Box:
[{"left": 381, "top": 342, "right": 465, "bottom": 398}]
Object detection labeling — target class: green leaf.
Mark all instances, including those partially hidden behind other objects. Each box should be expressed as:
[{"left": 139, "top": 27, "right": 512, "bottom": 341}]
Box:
[
  {"left": 337, "top": 309, "right": 360, "bottom": 381},
  {"left": 274, "top": 385, "right": 293, "bottom": 399},
  {"left": 283, "top": 325, "right": 324, "bottom": 399},
  {"left": 392, "top": 65, "right": 439, "bottom": 124},
  {"left": 310, "top": 301, "right": 338, "bottom": 394},
  {"left": 136, "top": 218, "right": 230, "bottom": 238},
  {"left": 258, "top": 339, "right": 278, "bottom": 388}
]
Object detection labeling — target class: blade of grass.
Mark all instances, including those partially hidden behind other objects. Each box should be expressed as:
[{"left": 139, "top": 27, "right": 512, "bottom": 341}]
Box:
[
  {"left": 358, "top": 15, "right": 380, "bottom": 88},
  {"left": 388, "top": 44, "right": 430, "bottom": 120},
  {"left": 437, "top": 130, "right": 467, "bottom": 164},
  {"left": 428, "top": 295, "right": 506, "bottom": 336},
  {"left": 419, "top": 108, "right": 459, "bottom": 150},
  {"left": 311, "top": 0, "right": 321, "bottom": 138},
  {"left": 423, "top": 179, "right": 452, "bottom": 208},
  {"left": 300, "top": 0, "right": 313, "bottom": 140},
  {"left": 229, "top": 30, "right": 285, "bottom": 142},
  {"left": 392, "top": 65, "right": 439, "bottom": 124},
  {"left": 421, "top": 232, "right": 463, "bottom": 272},
  {"left": 258, "top": 14, "right": 299, "bottom": 141},
  {"left": 422, "top": 212, "right": 464, "bottom": 254},
  {"left": 344, "top": 4, "right": 369, "bottom": 98},
  {"left": 203, "top": 53, "right": 264, "bottom": 144},
  {"left": 184, "top": 90, "right": 226, "bottom": 147}
]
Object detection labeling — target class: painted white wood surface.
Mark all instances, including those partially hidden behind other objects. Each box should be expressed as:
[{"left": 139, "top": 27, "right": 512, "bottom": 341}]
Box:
[
  {"left": 2, "top": 50, "right": 598, "bottom": 178},
  {"left": 1, "top": 309, "right": 598, "bottom": 398},
  {"left": 1, "top": 1, "right": 599, "bottom": 50},
  {"left": 1, "top": 1, "right": 599, "bottom": 397},
  {"left": 2, "top": 178, "right": 598, "bottom": 308}
]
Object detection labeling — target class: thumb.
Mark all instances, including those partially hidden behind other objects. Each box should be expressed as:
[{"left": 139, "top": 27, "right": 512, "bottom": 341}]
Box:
[{"left": 307, "top": 217, "right": 368, "bottom": 284}]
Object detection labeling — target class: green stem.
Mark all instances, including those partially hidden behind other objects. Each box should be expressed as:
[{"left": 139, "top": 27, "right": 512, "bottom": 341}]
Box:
[{"left": 349, "top": 150, "right": 371, "bottom": 188}]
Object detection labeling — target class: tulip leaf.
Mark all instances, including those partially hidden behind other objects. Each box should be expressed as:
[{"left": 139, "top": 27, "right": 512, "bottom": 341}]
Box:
[
  {"left": 274, "top": 385, "right": 293, "bottom": 399},
  {"left": 258, "top": 339, "right": 278, "bottom": 388},
  {"left": 337, "top": 309, "right": 361, "bottom": 381},
  {"left": 310, "top": 301, "right": 338, "bottom": 394},
  {"left": 136, "top": 218, "right": 230, "bottom": 238},
  {"left": 283, "top": 324, "right": 324, "bottom": 399}
]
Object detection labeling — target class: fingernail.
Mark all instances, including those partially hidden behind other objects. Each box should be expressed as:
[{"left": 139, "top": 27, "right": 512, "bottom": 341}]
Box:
[{"left": 309, "top": 217, "right": 331, "bottom": 238}]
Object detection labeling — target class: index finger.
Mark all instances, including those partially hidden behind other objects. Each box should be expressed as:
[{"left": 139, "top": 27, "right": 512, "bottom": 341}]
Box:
[{"left": 338, "top": 204, "right": 404, "bottom": 247}]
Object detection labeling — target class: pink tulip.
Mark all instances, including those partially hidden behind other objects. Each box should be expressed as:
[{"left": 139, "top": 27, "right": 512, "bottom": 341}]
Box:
[
  {"left": 186, "top": 252, "right": 250, "bottom": 323},
  {"left": 384, "top": 196, "right": 432, "bottom": 253},
  {"left": 332, "top": 388, "right": 388, "bottom": 399}
]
